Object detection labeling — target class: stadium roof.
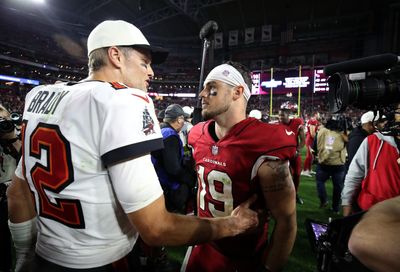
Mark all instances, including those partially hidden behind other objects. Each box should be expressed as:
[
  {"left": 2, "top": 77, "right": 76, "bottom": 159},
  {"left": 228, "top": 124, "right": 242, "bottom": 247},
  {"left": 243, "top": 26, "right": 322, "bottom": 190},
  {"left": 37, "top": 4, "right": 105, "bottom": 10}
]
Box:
[
  {"left": 1, "top": 0, "right": 399, "bottom": 41},
  {"left": 1, "top": 0, "right": 400, "bottom": 66}
]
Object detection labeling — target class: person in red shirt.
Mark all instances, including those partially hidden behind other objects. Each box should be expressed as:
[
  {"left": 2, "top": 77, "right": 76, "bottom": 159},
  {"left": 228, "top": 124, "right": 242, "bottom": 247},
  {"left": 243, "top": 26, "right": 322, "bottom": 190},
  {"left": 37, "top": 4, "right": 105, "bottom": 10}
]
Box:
[
  {"left": 302, "top": 112, "right": 321, "bottom": 177},
  {"left": 183, "top": 61, "right": 297, "bottom": 272},
  {"left": 278, "top": 108, "right": 306, "bottom": 204}
]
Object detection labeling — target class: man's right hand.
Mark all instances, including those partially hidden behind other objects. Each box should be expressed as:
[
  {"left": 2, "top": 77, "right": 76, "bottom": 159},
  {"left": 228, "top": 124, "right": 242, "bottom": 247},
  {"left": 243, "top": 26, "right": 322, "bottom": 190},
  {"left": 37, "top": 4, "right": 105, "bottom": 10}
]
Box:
[{"left": 229, "top": 194, "right": 259, "bottom": 236}]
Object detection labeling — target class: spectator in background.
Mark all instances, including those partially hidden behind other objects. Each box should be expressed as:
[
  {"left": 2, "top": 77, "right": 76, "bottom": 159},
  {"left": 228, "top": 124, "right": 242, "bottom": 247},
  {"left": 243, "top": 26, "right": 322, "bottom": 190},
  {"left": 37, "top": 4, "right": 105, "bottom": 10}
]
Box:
[
  {"left": 248, "top": 109, "right": 262, "bottom": 120},
  {"left": 278, "top": 108, "right": 306, "bottom": 204},
  {"left": 376, "top": 114, "right": 388, "bottom": 130},
  {"left": 315, "top": 116, "right": 347, "bottom": 214},
  {"left": 180, "top": 106, "right": 194, "bottom": 161},
  {"left": 0, "top": 105, "right": 22, "bottom": 272},
  {"left": 302, "top": 111, "right": 320, "bottom": 177},
  {"left": 345, "top": 111, "right": 377, "bottom": 173},
  {"left": 156, "top": 109, "right": 165, "bottom": 124},
  {"left": 342, "top": 105, "right": 400, "bottom": 216},
  {"left": 151, "top": 104, "right": 196, "bottom": 213}
]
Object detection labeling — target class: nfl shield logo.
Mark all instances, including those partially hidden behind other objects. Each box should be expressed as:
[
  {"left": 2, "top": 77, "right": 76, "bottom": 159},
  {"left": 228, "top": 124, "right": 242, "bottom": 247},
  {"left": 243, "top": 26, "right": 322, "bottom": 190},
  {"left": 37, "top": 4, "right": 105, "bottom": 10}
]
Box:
[{"left": 211, "top": 145, "right": 219, "bottom": 155}]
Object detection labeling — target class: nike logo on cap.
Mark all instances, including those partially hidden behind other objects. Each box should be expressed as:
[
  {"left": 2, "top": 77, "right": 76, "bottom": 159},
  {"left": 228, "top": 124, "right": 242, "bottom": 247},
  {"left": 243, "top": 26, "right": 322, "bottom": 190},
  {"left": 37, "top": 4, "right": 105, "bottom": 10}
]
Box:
[{"left": 285, "top": 129, "right": 295, "bottom": 136}]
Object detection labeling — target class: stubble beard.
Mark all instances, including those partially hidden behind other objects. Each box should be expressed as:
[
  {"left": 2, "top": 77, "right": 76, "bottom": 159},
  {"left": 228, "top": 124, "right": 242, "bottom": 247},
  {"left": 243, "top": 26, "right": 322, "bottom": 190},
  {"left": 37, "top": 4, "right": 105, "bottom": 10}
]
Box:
[{"left": 202, "top": 103, "right": 230, "bottom": 121}]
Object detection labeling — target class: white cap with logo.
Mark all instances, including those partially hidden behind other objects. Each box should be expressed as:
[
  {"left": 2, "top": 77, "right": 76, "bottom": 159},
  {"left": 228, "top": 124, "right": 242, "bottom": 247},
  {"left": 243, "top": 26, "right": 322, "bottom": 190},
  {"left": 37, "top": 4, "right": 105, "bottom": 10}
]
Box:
[{"left": 87, "top": 20, "right": 168, "bottom": 64}]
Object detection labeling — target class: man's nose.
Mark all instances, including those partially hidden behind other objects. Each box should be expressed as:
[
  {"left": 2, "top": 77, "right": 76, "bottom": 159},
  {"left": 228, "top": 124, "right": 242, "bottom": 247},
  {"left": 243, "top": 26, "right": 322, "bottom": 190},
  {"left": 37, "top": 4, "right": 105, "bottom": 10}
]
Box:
[
  {"left": 148, "top": 65, "right": 154, "bottom": 78},
  {"left": 199, "top": 88, "right": 207, "bottom": 98}
]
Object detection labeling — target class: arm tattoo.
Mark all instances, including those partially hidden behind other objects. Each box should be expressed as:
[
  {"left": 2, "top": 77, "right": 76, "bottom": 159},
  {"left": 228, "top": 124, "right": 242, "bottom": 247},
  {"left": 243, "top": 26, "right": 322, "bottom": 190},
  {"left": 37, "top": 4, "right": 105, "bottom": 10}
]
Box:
[{"left": 262, "top": 161, "right": 291, "bottom": 193}]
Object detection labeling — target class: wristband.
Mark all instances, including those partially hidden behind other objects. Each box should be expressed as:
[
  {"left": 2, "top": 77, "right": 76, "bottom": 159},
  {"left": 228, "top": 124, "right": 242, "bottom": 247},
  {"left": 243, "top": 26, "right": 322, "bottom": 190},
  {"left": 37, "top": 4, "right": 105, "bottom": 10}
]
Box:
[{"left": 9, "top": 217, "right": 38, "bottom": 271}]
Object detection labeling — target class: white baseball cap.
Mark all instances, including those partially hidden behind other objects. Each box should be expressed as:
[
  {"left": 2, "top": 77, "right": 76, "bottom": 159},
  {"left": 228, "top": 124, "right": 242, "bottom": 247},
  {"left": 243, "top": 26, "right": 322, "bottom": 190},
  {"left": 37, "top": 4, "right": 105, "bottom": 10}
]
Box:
[
  {"left": 361, "top": 111, "right": 379, "bottom": 124},
  {"left": 87, "top": 20, "right": 168, "bottom": 64},
  {"left": 249, "top": 109, "right": 262, "bottom": 120},
  {"left": 182, "top": 106, "right": 194, "bottom": 116}
]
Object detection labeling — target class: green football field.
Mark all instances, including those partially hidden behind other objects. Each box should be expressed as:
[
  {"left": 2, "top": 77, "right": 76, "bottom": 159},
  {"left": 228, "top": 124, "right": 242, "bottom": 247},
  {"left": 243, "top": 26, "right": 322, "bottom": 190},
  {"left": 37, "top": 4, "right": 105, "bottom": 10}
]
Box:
[{"left": 167, "top": 150, "right": 342, "bottom": 272}]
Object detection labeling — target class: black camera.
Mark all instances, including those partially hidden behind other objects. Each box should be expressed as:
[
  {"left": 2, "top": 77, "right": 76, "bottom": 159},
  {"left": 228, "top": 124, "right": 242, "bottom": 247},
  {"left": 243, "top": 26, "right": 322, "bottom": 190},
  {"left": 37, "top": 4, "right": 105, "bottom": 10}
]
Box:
[
  {"left": 325, "top": 53, "right": 400, "bottom": 113},
  {"left": 0, "top": 113, "right": 22, "bottom": 134},
  {"left": 325, "top": 115, "right": 352, "bottom": 132},
  {"left": 305, "top": 213, "right": 371, "bottom": 272}
]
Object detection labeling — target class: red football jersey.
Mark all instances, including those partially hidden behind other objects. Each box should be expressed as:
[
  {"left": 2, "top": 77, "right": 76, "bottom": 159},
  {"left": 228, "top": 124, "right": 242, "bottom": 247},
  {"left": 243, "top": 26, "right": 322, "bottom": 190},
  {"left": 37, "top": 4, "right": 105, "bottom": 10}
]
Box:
[
  {"left": 283, "top": 118, "right": 304, "bottom": 139},
  {"left": 188, "top": 118, "right": 297, "bottom": 258},
  {"left": 306, "top": 118, "right": 319, "bottom": 139}
]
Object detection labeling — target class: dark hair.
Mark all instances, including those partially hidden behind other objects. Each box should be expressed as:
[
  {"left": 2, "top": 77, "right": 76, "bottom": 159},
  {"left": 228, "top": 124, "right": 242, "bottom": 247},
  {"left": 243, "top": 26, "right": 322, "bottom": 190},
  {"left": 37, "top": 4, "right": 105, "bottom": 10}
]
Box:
[{"left": 223, "top": 61, "right": 252, "bottom": 91}]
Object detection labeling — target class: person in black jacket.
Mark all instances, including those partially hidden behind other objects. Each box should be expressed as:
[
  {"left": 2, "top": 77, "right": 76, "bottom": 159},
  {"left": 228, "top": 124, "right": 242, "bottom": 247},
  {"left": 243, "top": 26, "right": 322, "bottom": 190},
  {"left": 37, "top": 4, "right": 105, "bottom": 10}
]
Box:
[
  {"left": 345, "top": 111, "right": 377, "bottom": 172},
  {"left": 151, "top": 104, "right": 196, "bottom": 213},
  {"left": 148, "top": 104, "right": 197, "bottom": 271}
]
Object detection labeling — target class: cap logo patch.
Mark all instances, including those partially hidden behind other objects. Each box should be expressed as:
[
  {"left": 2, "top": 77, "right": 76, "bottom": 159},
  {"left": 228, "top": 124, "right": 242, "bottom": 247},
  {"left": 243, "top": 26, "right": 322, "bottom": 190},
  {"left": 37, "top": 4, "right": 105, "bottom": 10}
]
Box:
[{"left": 222, "top": 70, "right": 230, "bottom": 77}]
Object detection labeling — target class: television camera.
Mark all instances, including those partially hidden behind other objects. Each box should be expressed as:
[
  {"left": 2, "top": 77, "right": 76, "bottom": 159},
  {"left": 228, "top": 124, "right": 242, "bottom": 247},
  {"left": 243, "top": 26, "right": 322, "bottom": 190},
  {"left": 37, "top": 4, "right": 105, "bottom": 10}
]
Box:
[
  {"left": 0, "top": 112, "right": 22, "bottom": 160},
  {"left": 325, "top": 53, "right": 400, "bottom": 136},
  {"left": 305, "top": 213, "right": 371, "bottom": 272}
]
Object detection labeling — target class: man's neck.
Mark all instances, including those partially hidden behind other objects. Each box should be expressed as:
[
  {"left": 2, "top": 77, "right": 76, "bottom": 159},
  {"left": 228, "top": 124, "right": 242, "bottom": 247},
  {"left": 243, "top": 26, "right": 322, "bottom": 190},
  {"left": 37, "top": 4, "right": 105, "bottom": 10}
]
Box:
[
  {"left": 169, "top": 122, "right": 181, "bottom": 132},
  {"left": 87, "top": 69, "right": 121, "bottom": 83},
  {"left": 214, "top": 113, "right": 245, "bottom": 139}
]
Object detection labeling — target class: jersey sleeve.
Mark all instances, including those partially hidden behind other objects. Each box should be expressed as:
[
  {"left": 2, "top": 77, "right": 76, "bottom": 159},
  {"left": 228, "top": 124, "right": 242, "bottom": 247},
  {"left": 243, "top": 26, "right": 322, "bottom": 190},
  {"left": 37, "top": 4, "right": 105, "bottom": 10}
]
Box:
[
  {"left": 308, "top": 119, "right": 318, "bottom": 126},
  {"left": 293, "top": 118, "right": 304, "bottom": 131},
  {"left": 93, "top": 86, "right": 163, "bottom": 166},
  {"left": 264, "top": 124, "right": 297, "bottom": 160},
  {"left": 188, "top": 122, "right": 205, "bottom": 150},
  {"left": 107, "top": 154, "right": 163, "bottom": 213}
]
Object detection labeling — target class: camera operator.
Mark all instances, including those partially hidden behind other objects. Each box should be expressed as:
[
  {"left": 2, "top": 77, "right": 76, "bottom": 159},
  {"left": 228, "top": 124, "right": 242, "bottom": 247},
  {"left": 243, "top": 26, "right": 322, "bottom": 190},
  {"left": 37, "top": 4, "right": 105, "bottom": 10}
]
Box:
[
  {"left": 315, "top": 115, "right": 348, "bottom": 213},
  {"left": 348, "top": 195, "right": 400, "bottom": 272},
  {"left": 342, "top": 104, "right": 400, "bottom": 216},
  {"left": 0, "top": 104, "right": 22, "bottom": 271},
  {"left": 345, "top": 111, "right": 378, "bottom": 173}
]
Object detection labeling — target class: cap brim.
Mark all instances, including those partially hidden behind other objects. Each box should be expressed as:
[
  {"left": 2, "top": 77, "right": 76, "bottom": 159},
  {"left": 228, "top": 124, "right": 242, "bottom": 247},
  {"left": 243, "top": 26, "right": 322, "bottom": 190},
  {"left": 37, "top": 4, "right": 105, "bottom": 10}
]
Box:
[{"left": 133, "top": 44, "right": 169, "bottom": 64}]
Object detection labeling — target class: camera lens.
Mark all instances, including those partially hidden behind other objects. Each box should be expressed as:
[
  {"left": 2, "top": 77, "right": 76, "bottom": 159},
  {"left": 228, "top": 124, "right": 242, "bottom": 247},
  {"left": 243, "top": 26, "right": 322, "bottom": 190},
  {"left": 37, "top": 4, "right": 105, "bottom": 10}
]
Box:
[
  {"left": 10, "top": 112, "right": 22, "bottom": 125},
  {"left": 328, "top": 72, "right": 390, "bottom": 112},
  {"left": 0, "top": 118, "right": 15, "bottom": 134},
  {"left": 328, "top": 73, "right": 352, "bottom": 113}
]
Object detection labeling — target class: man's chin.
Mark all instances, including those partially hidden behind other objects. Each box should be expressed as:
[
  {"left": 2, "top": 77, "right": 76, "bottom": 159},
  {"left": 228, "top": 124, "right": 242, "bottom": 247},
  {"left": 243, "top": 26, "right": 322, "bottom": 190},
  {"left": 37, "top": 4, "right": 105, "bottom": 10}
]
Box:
[{"left": 201, "top": 110, "right": 213, "bottom": 121}]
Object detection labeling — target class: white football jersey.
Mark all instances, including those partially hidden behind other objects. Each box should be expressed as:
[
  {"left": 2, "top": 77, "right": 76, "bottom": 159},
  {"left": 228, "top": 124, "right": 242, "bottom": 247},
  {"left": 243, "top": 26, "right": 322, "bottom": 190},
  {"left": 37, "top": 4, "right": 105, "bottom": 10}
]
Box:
[{"left": 15, "top": 80, "right": 164, "bottom": 268}]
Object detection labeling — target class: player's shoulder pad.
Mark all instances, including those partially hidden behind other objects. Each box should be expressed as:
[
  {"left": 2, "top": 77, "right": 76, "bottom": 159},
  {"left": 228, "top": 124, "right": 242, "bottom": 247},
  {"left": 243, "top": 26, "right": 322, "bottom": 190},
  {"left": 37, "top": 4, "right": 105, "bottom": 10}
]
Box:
[
  {"left": 191, "top": 120, "right": 209, "bottom": 134},
  {"left": 188, "top": 120, "right": 209, "bottom": 143},
  {"left": 263, "top": 122, "right": 297, "bottom": 144},
  {"left": 92, "top": 81, "right": 152, "bottom": 104}
]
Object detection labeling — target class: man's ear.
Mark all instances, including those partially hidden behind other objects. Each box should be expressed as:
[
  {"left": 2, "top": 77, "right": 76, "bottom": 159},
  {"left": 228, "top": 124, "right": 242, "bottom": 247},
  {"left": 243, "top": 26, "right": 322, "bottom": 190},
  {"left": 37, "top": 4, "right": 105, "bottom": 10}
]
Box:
[
  {"left": 108, "top": 46, "right": 124, "bottom": 68},
  {"left": 233, "top": 86, "right": 244, "bottom": 101}
]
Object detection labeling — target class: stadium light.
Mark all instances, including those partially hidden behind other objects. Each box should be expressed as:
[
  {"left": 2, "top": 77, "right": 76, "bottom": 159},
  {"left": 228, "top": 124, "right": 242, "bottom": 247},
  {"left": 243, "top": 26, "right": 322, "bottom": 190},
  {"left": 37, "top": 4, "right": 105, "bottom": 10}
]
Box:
[{"left": 32, "top": 0, "right": 45, "bottom": 4}]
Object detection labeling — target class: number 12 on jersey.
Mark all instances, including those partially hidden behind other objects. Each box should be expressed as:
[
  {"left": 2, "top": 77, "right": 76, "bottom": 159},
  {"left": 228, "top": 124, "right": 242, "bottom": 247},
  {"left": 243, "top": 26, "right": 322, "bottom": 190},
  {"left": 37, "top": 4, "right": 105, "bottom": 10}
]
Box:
[{"left": 22, "top": 121, "right": 85, "bottom": 228}]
